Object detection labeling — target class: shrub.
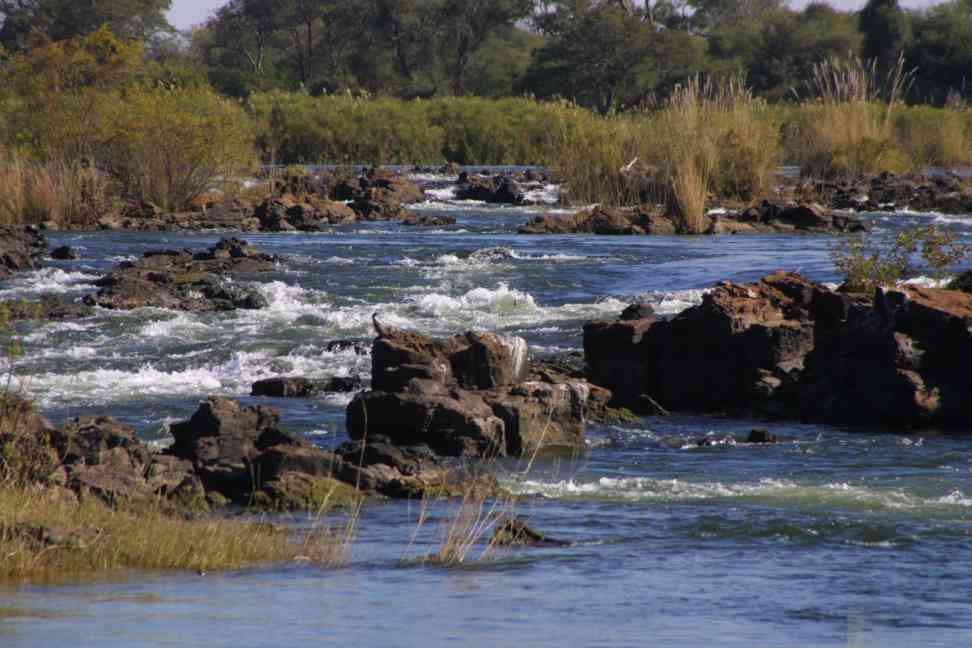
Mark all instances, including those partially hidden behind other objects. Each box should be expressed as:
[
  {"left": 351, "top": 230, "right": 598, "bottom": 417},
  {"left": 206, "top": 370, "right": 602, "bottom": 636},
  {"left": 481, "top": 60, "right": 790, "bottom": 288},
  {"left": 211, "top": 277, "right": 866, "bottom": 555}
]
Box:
[
  {"left": 830, "top": 225, "right": 969, "bottom": 293},
  {"left": 102, "top": 86, "right": 256, "bottom": 211}
]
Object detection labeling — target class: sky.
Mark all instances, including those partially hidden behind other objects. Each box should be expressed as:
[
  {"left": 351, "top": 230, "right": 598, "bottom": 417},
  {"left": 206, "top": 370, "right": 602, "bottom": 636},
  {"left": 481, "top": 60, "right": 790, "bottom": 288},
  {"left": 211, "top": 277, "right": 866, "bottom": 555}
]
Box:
[{"left": 166, "top": 0, "right": 942, "bottom": 30}]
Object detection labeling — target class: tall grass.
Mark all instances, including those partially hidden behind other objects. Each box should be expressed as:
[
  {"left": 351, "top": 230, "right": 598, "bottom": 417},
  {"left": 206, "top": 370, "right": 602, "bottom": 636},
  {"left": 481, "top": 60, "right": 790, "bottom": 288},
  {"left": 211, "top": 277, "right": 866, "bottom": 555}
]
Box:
[
  {"left": 547, "top": 77, "right": 780, "bottom": 232},
  {"left": 0, "top": 486, "right": 354, "bottom": 582},
  {"left": 0, "top": 151, "right": 113, "bottom": 228},
  {"left": 785, "top": 56, "right": 915, "bottom": 177}
]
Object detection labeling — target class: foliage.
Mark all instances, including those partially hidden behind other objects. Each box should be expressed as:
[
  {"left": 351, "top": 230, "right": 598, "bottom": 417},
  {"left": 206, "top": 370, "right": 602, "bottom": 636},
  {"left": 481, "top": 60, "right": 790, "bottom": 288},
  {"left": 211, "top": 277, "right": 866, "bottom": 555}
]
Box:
[
  {"left": 829, "top": 225, "right": 969, "bottom": 293},
  {"left": 0, "top": 0, "right": 172, "bottom": 53},
  {"left": 102, "top": 86, "right": 256, "bottom": 211}
]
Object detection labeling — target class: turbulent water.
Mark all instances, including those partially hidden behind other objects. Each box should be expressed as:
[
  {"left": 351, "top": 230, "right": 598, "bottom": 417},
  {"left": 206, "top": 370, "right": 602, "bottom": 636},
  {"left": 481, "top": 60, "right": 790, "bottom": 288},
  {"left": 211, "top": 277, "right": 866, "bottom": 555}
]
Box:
[{"left": 3, "top": 172, "right": 972, "bottom": 647}]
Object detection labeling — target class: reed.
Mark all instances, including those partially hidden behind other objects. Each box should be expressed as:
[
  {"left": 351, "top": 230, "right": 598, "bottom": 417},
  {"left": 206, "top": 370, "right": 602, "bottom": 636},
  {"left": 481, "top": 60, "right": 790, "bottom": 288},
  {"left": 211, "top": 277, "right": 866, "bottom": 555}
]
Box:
[
  {"left": 0, "top": 151, "right": 112, "bottom": 228},
  {"left": 786, "top": 55, "right": 914, "bottom": 177}
]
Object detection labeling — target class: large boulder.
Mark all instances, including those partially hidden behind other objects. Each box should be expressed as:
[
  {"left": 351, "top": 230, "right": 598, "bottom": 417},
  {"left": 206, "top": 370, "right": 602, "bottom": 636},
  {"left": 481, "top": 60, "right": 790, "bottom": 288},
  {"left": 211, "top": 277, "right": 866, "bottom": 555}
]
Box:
[
  {"left": 166, "top": 397, "right": 304, "bottom": 500},
  {"left": 372, "top": 326, "right": 529, "bottom": 393},
  {"left": 585, "top": 272, "right": 818, "bottom": 414},
  {"left": 349, "top": 326, "right": 595, "bottom": 458},
  {"left": 585, "top": 271, "right": 972, "bottom": 430},
  {"left": 455, "top": 173, "right": 524, "bottom": 204},
  {"left": 800, "top": 284, "right": 972, "bottom": 427}
]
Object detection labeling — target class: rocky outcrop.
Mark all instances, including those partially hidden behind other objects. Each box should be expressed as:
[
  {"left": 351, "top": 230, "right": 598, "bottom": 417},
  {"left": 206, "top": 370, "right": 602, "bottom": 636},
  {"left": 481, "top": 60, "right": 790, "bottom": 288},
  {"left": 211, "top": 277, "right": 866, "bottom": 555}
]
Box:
[
  {"left": 0, "top": 402, "right": 203, "bottom": 507},
  {"left": 400, "top": 213, "right": 457, "bottom": 227},
  {"left": 255, "top": 196, "right": 356, "bottom": 231},
  {"left": 520, "top": 203, "right": 867, "bottom": 235},
  {"left": 794, "top": 172, "right": 972, "bottom": 215},
  {"left": 165, "top": 397, "right": 301, "bottom": 501},
  {"left": 0, "top": 226, "right": 46, "bottom": 279},
  {"left": 584, "top": 272, "right": 972, "bottom": 430},
  {"left": 347, "top": 326, "right": 603, "bottom": 458},
  {"left": 83, "top": 238, "right": 274, "bottom": 312},
  {"left": 456, "top": 172, "right": 524, "bottom": 204}
]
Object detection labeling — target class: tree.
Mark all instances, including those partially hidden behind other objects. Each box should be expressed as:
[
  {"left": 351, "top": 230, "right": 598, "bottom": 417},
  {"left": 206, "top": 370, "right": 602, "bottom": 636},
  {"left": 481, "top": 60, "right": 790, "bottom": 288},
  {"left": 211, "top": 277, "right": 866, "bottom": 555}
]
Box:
[
  {"left": 859, "top": 0, "right": 911, "bottom": 72},
  {"left": 0, "top": 0, "right": 172, "bottom": 51},
  {"left": 520, "top": 1, "right": 657, "bottom": 113},
  {"left": 907, "top": 0, "right": 972, "bottom": 104},
  {"left": 439, "top": 0, "right": 532, "bottom": 95}
]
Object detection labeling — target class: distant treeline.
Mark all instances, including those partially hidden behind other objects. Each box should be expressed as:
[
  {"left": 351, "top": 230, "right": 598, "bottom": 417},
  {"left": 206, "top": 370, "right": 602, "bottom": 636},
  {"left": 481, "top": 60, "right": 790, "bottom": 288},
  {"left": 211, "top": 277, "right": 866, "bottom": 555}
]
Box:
[{"left": 1, "top": 0, "right": 971, "bottom": 110}]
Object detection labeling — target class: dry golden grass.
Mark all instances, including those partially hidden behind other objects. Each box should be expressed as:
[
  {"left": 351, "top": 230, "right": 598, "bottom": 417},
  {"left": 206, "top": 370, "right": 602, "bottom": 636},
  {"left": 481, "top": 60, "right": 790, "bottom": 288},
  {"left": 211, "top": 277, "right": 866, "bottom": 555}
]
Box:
[
  {"left": 0, "top": 151, "right": 113, "bottom": 228},
  {"left": 0, "top": 484, "right": 358, "bottom": 583},
  {"left": 786, "top": 56, "right": 914, "bottom": 177}
]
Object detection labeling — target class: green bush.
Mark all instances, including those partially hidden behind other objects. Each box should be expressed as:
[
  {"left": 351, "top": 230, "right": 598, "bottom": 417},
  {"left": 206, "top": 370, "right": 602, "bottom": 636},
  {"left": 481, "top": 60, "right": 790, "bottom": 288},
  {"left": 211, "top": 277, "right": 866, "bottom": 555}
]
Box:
[
  {"left": 102, "top": 86, "right": 256, "bottom": 211},
  {"left": 830, "top": 225, "right": 969, "bottom": 293}
]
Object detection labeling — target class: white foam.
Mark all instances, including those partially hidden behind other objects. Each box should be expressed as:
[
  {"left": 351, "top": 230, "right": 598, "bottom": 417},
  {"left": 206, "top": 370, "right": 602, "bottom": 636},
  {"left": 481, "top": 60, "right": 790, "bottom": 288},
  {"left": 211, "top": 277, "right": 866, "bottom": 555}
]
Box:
[
  {"left": 633, "top": 288, "right": 709, "bottom": 315},
  {"left": 509, "top": 476, "right": 972, "bottom": 512},
  {"left": 0, "top": 268, "right": 98, "bottom": 297}
]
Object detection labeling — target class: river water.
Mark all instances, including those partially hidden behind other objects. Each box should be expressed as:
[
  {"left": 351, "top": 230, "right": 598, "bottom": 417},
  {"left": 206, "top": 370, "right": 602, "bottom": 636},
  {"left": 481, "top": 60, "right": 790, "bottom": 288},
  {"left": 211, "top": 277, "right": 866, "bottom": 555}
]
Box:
[{"left": 2, "top": 173, "right": 972, "bottom": 647}]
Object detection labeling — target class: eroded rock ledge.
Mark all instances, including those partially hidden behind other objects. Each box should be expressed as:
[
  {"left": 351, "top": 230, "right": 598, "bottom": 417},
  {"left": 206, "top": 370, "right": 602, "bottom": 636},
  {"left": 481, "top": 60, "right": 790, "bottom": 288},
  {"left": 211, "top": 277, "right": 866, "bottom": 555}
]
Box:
[{"left": 584, "top": 271, "right": 972, "bottom": 429}]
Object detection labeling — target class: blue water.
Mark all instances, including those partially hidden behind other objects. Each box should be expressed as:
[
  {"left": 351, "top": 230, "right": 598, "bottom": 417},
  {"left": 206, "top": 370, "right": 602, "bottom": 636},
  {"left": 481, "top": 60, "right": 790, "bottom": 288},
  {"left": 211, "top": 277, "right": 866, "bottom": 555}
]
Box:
[{"left": 3, "top": 176, "right": 972, "bottom": 647}]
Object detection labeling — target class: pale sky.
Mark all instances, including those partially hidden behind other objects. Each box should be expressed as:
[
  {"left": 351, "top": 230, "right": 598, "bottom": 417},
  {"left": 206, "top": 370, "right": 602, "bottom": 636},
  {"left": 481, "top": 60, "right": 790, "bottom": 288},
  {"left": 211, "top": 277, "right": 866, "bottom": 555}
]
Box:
[{"left": 166, "top": 0, "right": 942, "bottom": 30}]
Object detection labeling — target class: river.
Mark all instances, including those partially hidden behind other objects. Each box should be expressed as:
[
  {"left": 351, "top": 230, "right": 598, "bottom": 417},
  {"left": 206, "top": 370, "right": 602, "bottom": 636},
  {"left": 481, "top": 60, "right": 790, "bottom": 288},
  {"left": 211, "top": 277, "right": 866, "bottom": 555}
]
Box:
[{"left": 2, "top": 172, "right": 971, "bottom": 647}]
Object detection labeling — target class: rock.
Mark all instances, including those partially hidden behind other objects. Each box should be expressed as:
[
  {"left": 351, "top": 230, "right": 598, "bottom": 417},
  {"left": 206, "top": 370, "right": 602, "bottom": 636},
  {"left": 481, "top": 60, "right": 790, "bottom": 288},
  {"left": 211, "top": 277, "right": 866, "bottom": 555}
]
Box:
[
  {"left": 585, "top": 271, "right": 972, "bottom": 430},
  {"left": 2, "top": 295, "right": 94, "bottom": 321},
  {"left": 0, "top": 226, "right": 46, "bottom": 279},
  {"left": 372, "top": 326, "right": 529, "bottom": 393},
  {"left": 251, "top": 377, "right": 321, "bottom": 398},
  {"left": 620, "top": 303, "right": 655, "bottom": 321},
  {"left": 585, "top": 272, "right": 817, "bottom": 414},
  {"left": 166, "top": 397, "right": 304, "bottom": 501},
  {"left": 746, "top": 429, "right": 778, "bottom": 443},
  {"left": 251, "top": 375, "right": 364, "bottom": 398},
  {"left": 84, "top": 238, "right": 275, "bottom": 312},
  {"left": 349, "top": 327, "right": 594, "bottom": 458},
  {"left": 800, "top": 284, "right": 972, "bottom": 427},
  {"left": 50, "top": 245, "right": 78, "bottom": 260},
  {"left": 455, "top": 173, "right": 524, "bottom": 204},
  {"left": 492, "top": 517, "right": 569, "bottom": 547},
  {"left": 253, "top": 472, "right": 362, "bottom": 511},
  {"left": 400, "top": 213, "right": 456, "bottom": 227}
]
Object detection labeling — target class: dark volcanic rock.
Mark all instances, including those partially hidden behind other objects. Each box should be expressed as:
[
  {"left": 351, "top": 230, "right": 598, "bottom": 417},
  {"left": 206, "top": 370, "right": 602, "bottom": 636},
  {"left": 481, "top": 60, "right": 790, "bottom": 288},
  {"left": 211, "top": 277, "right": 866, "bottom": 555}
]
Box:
[
  {"left": 251, "top": 375, "right": 364, "bottom": 398},
  {"left": 83, "top": 238, "right": 274, "bottom": 312},
  {"left": 0, "top": 226, "right": 46, "bottom": 279},
  {"left": 584, "top": 271, "right": 972, "bottom": 430},
  {"left": 348, "top": 325, "right": 600, "bottom": 458},
  {"left": 166, "top": 397, "right": 304, "bottom": 501},
  {"left": 456, "top": 173, "right": 524, "bottom": 204},
  {"left": 50, "top": 245, "right": 78, "bottom": 260}
]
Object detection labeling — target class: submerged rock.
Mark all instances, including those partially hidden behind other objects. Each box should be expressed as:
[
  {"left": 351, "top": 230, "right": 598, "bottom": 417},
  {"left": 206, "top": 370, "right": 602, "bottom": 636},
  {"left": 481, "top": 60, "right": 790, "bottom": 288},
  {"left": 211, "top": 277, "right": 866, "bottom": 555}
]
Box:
[
  {"left": 50, "top": 245, "right": 78, "bottom": 260},
  {"left": 492, "top": 517, "right": 570, "bottom": 548},
  {"left": 83, "top": 238, "right": 274, "bottom": 312}
]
